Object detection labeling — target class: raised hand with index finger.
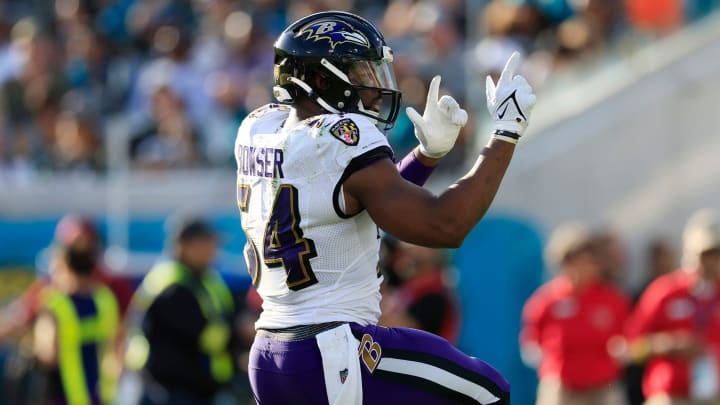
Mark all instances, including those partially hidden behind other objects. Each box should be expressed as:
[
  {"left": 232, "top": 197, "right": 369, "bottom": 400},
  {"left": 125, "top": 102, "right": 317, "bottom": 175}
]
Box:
[
  {"left": 406, "top": 75, "right": 469, "bottom": 159},
  {"left": 485, "top": 52, "right": 537, "bottom": 144}
]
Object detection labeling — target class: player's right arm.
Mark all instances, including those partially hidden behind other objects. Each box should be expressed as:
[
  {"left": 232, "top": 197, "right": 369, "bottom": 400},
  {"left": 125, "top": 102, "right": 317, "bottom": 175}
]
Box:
[{"left": 343, "top": 52, "right": 535, "bottom": 248}]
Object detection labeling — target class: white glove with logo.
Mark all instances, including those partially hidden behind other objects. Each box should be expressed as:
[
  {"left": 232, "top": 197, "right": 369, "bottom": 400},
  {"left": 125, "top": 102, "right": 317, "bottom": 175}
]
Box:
[
  {"left": 486, "top": 52, "right": 536, "bottom": 144},
  {"left": 406, "top": 76, "right": 468, "bottom": 158}
]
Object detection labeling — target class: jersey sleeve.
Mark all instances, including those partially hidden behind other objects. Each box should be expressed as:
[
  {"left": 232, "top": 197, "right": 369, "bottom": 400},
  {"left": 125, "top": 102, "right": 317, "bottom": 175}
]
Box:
[
  {"left": 320, "top": 113, "right": 393, "bottom": 169},
  {"left": 320, "top": 114, "right": 394, "bottom": 218}
]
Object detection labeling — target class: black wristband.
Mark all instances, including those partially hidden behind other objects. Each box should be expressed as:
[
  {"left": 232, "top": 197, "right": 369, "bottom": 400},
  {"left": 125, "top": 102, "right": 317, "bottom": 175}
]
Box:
[{"left": 493, "top": 129, "right": 520, "bottom": 140}]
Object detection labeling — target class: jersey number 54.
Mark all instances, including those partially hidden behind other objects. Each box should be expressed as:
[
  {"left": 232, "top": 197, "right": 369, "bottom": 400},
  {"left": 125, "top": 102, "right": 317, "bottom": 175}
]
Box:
[{"left": 238, "top": 183, "right": 318, "bottom": 291}]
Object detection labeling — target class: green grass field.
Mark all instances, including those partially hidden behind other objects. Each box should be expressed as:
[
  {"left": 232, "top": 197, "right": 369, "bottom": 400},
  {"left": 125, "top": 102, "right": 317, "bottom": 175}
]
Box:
[{"left": 0, "top": 267, "right": 36, "bottom": 304}]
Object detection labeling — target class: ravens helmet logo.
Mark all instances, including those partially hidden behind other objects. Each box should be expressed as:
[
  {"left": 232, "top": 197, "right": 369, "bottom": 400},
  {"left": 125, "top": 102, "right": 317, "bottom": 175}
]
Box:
[{"left": 296, "top": 21, "right": 370, "bottom": 50}]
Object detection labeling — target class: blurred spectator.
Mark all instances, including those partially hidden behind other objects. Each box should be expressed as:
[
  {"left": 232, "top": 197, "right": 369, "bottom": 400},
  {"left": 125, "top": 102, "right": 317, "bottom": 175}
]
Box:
[
  {"left": 52, "top": 214, "right": 134, "bottom": 315},
  {"left": 521, "top": 222, "right": 630, "bottom": 405},
  {"left": 194, "top": 6, "right": 274, "bottom": 163},
  {"left": 0, "top": 19, "right": 68, "bottom": 171},
  {"left": 130, "top": 85, "right": 204, "bottom": 170},
  {"left": 634, "top": 238, "right": 679, "bottom": 302},
  {"left": 33, "top": 243, "right": 121, "bottom": 405},
  {"left": 0, "top": 16, "right": 23, "bottom": 86},
  {"left": 626, "top": 0, "right": 684, "bottom": 34},
  {"left": 553, "top": 0, "right": 626, "bottom": 64},
  {"left": 50, "top": 111, "right": 104, "bottom": 171},
  {"left": 593, "top": 228, "right": 629, "bottom": 286},
  {"left": 123, "top": 218, "right": 239, "bottom": 405},
  {"left": 625, "top": 237, "right": 679, "bottom": 405},
  {"left": 625, "top": 209, "right": 720, "bottom": 404},
  {"left": 582, "top": 0, "right": 626, "bottom": 42},
  {"left": 481, "top": 1, "right": 547, "bottom": 55},
  {"left": 1, "top": 19, "right": 67, "bottom": 128},
  {"left": 416, "top": 7, "right": 473, "bottom": 169},
  {"left": 379, "top": 242, "right": 460, "bottom": 344},
  {"left": 0, "top": 215, "right": 129, "bottom": 402},
  {"left": 413, "top": 3, "right": 466, "bottom": 101},
  {"left": 0, "top": 214, "right": 132, "bottom": 342},
  {"left": 127, "top": 19, "right": 232, "bottom": 162}
]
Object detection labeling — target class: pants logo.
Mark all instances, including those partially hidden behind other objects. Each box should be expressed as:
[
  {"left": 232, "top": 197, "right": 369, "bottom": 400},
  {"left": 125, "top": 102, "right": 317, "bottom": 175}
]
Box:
[{"left": 358, "top": 334, "right": 382, "bottom": 373}]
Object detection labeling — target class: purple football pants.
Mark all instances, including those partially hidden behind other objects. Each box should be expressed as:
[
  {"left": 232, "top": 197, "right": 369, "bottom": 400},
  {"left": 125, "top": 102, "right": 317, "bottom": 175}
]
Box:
[{"left": 249, "top": 323, "right": 510, "bottom": 404}]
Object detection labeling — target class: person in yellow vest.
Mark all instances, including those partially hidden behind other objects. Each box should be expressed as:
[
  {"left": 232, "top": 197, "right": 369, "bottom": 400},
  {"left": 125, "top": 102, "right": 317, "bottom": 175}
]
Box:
[
  {"left": 33, "top": 243, "right": 120, "bottom": 405},
  {"left": 124, "top": 218, "right": 237, "bottom": 405}
]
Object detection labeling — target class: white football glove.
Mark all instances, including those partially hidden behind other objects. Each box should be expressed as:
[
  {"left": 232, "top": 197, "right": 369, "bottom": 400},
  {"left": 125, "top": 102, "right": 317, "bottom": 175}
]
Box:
[
  {"left": 406, "top": 76, "right": 468, "bottom": 158},
  {"left": 486, "top": 52, "right": 536, "bottom": 144}
]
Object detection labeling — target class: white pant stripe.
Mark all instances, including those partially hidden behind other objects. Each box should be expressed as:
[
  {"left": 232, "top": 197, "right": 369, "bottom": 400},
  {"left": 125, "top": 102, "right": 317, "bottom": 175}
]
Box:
[{"left": 376, "top": 357, "right": 501, "bottom": 404}]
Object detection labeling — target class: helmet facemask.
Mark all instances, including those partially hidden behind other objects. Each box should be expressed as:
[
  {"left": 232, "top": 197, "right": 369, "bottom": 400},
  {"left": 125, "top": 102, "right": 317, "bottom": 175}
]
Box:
[{"left": 319, "top": 45, "right": 401, "bottom": 129}]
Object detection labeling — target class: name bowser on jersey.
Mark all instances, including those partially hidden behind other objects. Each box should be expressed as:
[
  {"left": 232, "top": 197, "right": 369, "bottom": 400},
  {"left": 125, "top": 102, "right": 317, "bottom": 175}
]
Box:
[{"left": 235, "top": 10, "right": 536, "bottom": 405}]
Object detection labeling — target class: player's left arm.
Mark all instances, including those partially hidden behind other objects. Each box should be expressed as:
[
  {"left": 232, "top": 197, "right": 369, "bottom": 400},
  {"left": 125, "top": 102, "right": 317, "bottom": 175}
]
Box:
[
  {"left": 344, "top": 52, "right": 533, "bottom": 248},
  {"left": 396, "top": 76, "right": 467, "bottom": 186}
]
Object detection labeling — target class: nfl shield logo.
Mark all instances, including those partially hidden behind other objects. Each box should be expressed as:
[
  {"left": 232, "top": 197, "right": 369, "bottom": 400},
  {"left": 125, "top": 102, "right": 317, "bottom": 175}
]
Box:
[{"left": 339, "top": 368, "right": 349, "bottom": 384}]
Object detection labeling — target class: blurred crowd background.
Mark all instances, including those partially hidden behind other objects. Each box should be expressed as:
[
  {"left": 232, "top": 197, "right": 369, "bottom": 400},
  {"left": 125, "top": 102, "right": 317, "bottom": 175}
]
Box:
[
  {"left": 2, "top": 0, "right": 720, "bottom": 404},
  {"left": 0, "top": 0, "right": 717, "bottom": 178}
]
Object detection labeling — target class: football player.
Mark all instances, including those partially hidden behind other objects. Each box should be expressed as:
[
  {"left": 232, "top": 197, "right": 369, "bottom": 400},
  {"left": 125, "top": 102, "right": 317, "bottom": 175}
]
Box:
[{"left": 235, "top": 11, "right": 536, "bottom": 405}]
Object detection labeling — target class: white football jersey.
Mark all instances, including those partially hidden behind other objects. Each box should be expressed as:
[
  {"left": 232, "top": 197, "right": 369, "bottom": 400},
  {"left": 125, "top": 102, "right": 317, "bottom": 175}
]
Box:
[{"left": 235, "top": 104, "right": 394, "bottom": 329}]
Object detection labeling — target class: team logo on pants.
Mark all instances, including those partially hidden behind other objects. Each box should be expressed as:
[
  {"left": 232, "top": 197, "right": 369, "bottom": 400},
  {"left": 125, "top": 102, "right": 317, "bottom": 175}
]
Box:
[
  {"left": 339, "top": 368, "right": 349, "bottom": 384},
  {"left": 359, "top": 334, "right": 382, "bottom": 372}
]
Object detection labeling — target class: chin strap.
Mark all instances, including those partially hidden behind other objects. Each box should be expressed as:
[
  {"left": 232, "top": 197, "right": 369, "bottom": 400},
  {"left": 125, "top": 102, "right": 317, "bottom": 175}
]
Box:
[
  {"left": 287, "top": 76, "right": 341, "bottom": 114},
  {"left": 276, "top": 58, "right": 390, "bottom": 123},
  {"left": 356, "top": 100, "right": 379, "bottom": 124}
]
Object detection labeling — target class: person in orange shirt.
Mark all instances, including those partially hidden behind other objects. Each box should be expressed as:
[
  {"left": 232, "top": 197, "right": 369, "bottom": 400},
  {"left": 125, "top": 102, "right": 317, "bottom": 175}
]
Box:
[
  {"left": 626, "top": 0, "right": 683, "bottom": 33},
  {"left": 625, "top": 209, "right": 720, "bottom": 405},
  {"left": 521, "top": 223, "right": 631, "bottom": 405}
]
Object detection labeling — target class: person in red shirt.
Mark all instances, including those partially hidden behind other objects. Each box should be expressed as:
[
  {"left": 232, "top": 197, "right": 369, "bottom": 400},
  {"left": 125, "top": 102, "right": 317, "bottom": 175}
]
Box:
[
  {"left": 625, "top": 209, "right": 720, "bottom": 405},
  {"left": 521, "top": 223, "right": 631, "bottom": 405}
]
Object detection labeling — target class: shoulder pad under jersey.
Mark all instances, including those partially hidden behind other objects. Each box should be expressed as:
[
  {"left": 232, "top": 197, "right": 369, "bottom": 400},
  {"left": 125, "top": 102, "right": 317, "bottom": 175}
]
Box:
[{"left": 247, "top": 103, "right": 291, "bottom": 120}]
